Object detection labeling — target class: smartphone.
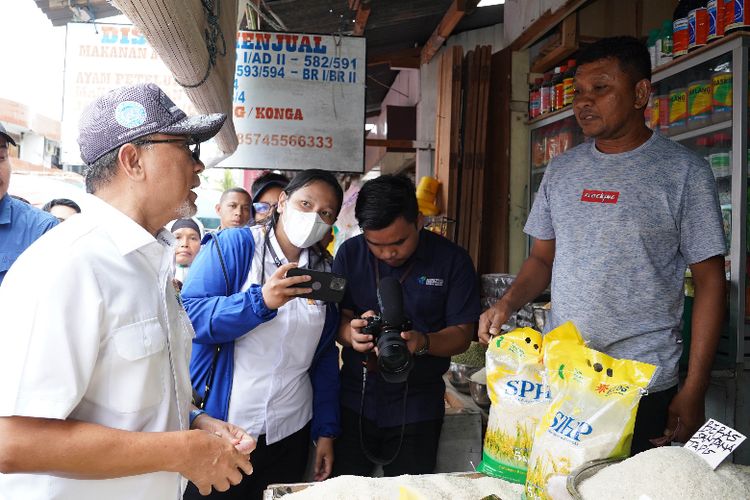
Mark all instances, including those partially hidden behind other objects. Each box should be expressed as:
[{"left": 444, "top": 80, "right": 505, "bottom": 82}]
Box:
[{"left": 287, "top": 267, "right": 347, "bottom": 303}]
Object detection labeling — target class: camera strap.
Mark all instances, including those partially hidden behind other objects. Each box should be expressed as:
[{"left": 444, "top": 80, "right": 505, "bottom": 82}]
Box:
[
  {"left": 358, "top": 364, "right": 410, "bottom": 466},
  {"left": 372, "top": 253, "right": 415, "bottom": 288}
]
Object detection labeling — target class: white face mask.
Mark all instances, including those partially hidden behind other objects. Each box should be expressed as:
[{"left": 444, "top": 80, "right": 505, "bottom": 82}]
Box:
[{"left": 282, "top": 205, "right": 332, "bottom": 249}]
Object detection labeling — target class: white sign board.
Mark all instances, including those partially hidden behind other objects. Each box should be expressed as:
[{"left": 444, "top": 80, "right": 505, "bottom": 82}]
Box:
[
  {"left": 684, "top": 418, "right": 746, "bottom": 469},
  {"left": 62, "top": 22, "right": 196, "bottom": 165},
  {"left": 220, "top": 31, "right": 365, "bottom": 172}
]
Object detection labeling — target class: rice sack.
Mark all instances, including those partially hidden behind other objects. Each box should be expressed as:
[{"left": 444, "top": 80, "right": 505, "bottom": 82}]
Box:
[
  {"left": 477, "top": 327, "right": 552, "bottom": 483},
  {"left": 524, "top": 322, "right": 656, "bottom": 500}
]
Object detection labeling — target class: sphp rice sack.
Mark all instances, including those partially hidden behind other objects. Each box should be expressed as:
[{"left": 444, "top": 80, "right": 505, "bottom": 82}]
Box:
[
  {"left": 524, "top": 322, "right": 656, "bottom": 500},
  {"left": 477, "top": 327, "right": 552, "bottom": 483}
]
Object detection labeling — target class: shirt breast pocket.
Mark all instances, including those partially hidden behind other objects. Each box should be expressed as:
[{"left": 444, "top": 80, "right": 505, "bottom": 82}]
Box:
[
  {"left": 412, "top": 286, "right": 448, "bottom": 325},
  {"left": 86, "top": 318, "right": 167, "bottom": 414}
]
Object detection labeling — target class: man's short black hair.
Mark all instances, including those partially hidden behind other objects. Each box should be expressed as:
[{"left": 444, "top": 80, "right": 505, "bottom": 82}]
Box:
[
  {"left": 576, "top": 36, "right": 651, "bottom": 83},
  {"left": 42, "top": 198, "right": 81, "bottom": 213},
  {"left": 355, "top": 174, "right": 418, "bottom": 230},
  {"left": 219, "top": 187, "right": 251, "bottom": 203}
]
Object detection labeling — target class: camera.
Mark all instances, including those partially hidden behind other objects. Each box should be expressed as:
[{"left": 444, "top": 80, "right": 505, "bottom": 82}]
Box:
[
  {"left": 362, "top": 277, "right": 414, "bottom": 383},
  {"left": 363, "top": 315, "right": 413, "bottom": 383}
]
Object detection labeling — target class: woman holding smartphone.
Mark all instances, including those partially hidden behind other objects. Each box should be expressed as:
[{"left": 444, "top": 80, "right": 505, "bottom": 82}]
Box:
[{"left": 181, "top": 169, "right": 343, "bottom": 500}]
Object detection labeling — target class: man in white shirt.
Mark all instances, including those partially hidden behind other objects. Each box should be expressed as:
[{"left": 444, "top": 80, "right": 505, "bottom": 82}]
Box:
[{"left": 0, "top": 83, "right": 254, "bottom": 499}]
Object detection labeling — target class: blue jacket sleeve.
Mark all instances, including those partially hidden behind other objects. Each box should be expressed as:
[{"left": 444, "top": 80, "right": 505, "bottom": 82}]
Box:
[
  {"left": 182, "top": 228, "right": 277, "bottom": 344},
  {"left": 309, "top": 303, "right": 341, "bottom": 442}
]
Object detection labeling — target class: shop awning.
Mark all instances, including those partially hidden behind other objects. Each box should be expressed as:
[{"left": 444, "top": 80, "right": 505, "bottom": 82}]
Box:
[{"left": 111, "top": 0, "right": 239, "bottom": 157}]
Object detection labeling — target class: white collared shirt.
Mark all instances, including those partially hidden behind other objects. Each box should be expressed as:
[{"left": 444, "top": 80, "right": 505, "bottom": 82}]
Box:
[
  {"left": 0, "top": 194, "right": 193, "bottom": 500},
  {"left": 227, "top": 226, "right": 326, "bottom": 444}
]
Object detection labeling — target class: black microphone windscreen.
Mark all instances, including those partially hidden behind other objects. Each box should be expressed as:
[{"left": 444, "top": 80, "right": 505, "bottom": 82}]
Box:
[{"left": 377, "top": 276, "right": 405, "bottom": 326}]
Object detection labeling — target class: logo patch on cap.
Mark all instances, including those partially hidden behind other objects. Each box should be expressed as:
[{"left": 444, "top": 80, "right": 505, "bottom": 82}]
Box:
[{"left": 115, "top": 101, "right": 147, "bottom": 129}]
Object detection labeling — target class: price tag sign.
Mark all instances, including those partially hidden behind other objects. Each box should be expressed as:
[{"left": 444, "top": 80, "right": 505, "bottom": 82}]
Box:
[{"left": 684, "top": 418, "right": 746, "bottom": 469}]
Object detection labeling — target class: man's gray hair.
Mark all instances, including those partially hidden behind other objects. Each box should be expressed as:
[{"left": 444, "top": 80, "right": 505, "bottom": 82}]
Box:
[{"left": 84, "top": 148, "right": 120, "bottom": 194}]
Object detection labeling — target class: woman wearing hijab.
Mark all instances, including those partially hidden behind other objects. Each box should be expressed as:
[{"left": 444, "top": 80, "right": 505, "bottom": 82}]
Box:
[{"left": 181, "top": 169, "right": 343, "bottom": 500}]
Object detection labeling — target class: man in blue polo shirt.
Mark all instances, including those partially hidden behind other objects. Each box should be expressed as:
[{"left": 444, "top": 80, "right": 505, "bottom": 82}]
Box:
[
  {"left": 0, "top": 122, "right": 58, "bottom": 286},
  {"left": 332, "top": 174, "right": 479, "bottom": 476}
]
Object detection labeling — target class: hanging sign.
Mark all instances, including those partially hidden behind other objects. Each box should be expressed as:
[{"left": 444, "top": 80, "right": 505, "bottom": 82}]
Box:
[
  {"left": 684, "top": 418, "right": 746, "bottom": 469},
  {"left": 61, "top": 22, "right": 196, "bottom": 165},
  {"left": 220, "top": 30, "right": 365, "bottom": 172}
]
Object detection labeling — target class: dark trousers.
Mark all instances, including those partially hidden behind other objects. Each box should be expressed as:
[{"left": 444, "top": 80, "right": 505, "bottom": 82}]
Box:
[
  {"left": 332, "top": 406, "right": 443, "bottom": 477},
  {"left": 183, "top": 423, "right": 310, "bottom": 500},
  {"left": 630, "top": 385, "right": 678, "bottom": 456}
]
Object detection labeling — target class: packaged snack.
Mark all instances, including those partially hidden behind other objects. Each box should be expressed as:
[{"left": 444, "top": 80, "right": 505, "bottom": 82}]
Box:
[
  {"left": 477, "top": 327, "right": 552, "bottom": 483},
  {"left": 524, "top": 322, "right": 656, "bottom": 500}
]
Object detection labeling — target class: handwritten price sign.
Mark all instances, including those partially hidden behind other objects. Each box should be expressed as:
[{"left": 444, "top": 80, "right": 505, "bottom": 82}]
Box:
[{"left": 684, "top": 418, "right": 746, "bottom": 469}]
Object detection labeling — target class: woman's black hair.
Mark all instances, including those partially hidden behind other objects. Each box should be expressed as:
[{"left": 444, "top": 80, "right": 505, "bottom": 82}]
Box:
[{"left": 42, "top": 198, "right": 82, "bottom": 213}]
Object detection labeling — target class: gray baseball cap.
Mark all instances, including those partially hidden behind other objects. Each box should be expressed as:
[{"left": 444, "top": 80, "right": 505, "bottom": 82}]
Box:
[
  {"left": 0, "top": 122, "right": 17, "bottom": 146},
  {"left": 77, "top": 83, "right": 226, "bottom": 165}
]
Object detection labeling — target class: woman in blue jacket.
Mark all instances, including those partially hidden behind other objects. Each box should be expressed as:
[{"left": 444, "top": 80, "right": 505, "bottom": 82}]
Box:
[{"left": 182, "top": 169, "right": 343, "bottom": 500}]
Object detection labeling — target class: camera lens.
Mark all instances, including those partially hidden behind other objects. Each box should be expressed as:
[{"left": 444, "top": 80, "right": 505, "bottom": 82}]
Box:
[{"left": 376, "top": 329, "right": 413, "bottom": 383}]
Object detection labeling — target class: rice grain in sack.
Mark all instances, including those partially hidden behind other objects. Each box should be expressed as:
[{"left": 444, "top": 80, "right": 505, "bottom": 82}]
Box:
[
  {"left": 477, "top": 327, "right": 552, "bottom": 483},
  {"left": 524, "top": 322, "right": 656, "bottom": 500}
]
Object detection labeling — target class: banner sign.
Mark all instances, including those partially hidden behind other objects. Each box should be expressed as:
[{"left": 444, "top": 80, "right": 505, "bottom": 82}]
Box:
[
  {"left": 220, "top": 31, "right": 365, "bottom": 172},
  {"left": 62, "top": 22, "right": 196, "bottom": 165}
]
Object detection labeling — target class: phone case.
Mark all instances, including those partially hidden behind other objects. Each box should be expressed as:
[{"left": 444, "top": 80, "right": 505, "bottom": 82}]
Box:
[{"left": 287, "top": 267, "right": 347, "bottom": 303}]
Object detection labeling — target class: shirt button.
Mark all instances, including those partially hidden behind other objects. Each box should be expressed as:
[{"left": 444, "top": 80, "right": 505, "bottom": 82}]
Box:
[{"left": 144, "top": 336, "right": 152, "bottom": 347}]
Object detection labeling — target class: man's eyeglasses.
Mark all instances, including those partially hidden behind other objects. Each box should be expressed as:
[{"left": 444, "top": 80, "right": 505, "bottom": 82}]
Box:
[
  {"left": 132, "top": 138, "right": 200, "bottom": 162},
  {"left": 253, "top": 202, "right": 274, "bottom": 214}
]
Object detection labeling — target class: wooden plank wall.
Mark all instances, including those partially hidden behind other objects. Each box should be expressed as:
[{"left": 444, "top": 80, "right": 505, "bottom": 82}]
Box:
[
  {"left": 434, "top": 44, "right": 507, "bottom": 273},
  {"left": 434, "top": 46, "right": 463, "bottom": 225},
  {"left": 457, "top": 45, "right": 492, "bottom": 267},
  {"left": 480, "top": 47, "right": 512, "bottom": 274}
]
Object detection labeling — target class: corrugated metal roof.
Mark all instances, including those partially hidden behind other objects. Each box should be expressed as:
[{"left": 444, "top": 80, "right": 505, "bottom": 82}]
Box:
[{"left": 34, "top": 0, "right": 122, "bottom": 27}]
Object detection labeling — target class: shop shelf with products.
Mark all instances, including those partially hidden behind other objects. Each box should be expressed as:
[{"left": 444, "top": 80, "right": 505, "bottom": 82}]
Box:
[
  {"left": 526, "top": 33, "right": 750, "bottom": 374},
  {"left": 650, "top": 33, "right": 750, "bottom": 373}
]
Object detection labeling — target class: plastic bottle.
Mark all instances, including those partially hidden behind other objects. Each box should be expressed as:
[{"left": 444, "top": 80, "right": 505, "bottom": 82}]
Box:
[
  {"left": 659, "top": 20, "right": 674, "bottom": 64},
  {"left": 540, "top": 72, "right": 552, "bottom": 115},
  {"left": 648, "top": 29, "right": 659, "bottom": 68},
  {"left": 554, "top": 65, "right": 566, "bottom": 111},
  {"left": 688, "top": 1, "right": 709, "bottom": 51},
  {"left": 529, "top": 78, "right": 542, "bottom": 119},
  {"left": 712, "top": 63, "right": 732, "bottom": 123},
  {"left": 563, "top": 60, "right": 576, "bottom": 107},
  {"left": 688, "top": 78, "right": 712, "bottom": 129},
  {"left": 532, "top": 128, "right": 546, "bottom": 168},
  {"left": 725, "top": 0, "right": 750, "bottom": 33},
  {"left": 707, "top": 0, "right": 726, "bottom": 41},
  {"left": 710, "top": 132, "right": 732, "bottom": 178},
  {"left": 658, "top": 93, "right": 670, "bottom": 134},
  {"left": 669, "top": 87, "right": 688, "bottom": 135},
  {"left": 695, "top": 136, "right": 714, "bottom": 176},
  {"left": 558, "top": 119, "right": 574, "bottom": 154},
  {"left": 550, "top": 66, "right": 563, "bottom": 112},
  {"left": 673, "top": 0, "right": 691, "bottom": 58}
]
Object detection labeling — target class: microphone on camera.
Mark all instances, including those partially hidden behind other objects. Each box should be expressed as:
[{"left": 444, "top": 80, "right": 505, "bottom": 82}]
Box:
[{"left": 377, "top": 276, "right": 405, "bottom": 327}]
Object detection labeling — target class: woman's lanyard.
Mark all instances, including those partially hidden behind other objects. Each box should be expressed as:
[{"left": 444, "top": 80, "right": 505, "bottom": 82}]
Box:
[{"left": 261, "top": 227, "right": 283, "bottom": 286}]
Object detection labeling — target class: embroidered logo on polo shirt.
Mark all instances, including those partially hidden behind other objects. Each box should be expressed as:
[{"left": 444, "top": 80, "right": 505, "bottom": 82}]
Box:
[
  {"left": 581, "top": 189, "right": 620, "bottom": 204},
  {"left": 418, "top": 276, "right": 444, "bottom": 287}
]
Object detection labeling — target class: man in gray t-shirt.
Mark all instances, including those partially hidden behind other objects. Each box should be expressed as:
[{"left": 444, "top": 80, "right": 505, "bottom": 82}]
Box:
[{"left": 479, "top": 37, "right": 726, "bottom": 455}]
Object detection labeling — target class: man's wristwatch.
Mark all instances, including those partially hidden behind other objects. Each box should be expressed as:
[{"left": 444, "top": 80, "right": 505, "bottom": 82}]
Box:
[
  {"left": 189, "top": 408, "right": 206, "bottom": 427},
  {"left": 415, "top": 333, "right": 430, "bottom": 356}
]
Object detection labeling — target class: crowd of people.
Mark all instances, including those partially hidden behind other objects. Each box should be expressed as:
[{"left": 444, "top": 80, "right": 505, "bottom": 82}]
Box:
[{"left": 0, "top": 35, "right": 727, "bottom": 500}]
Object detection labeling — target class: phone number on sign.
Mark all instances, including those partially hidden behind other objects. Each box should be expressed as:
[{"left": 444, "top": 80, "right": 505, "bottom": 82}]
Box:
[{"left": 237, "top": 133, "right": 333, "bottom": 149}]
